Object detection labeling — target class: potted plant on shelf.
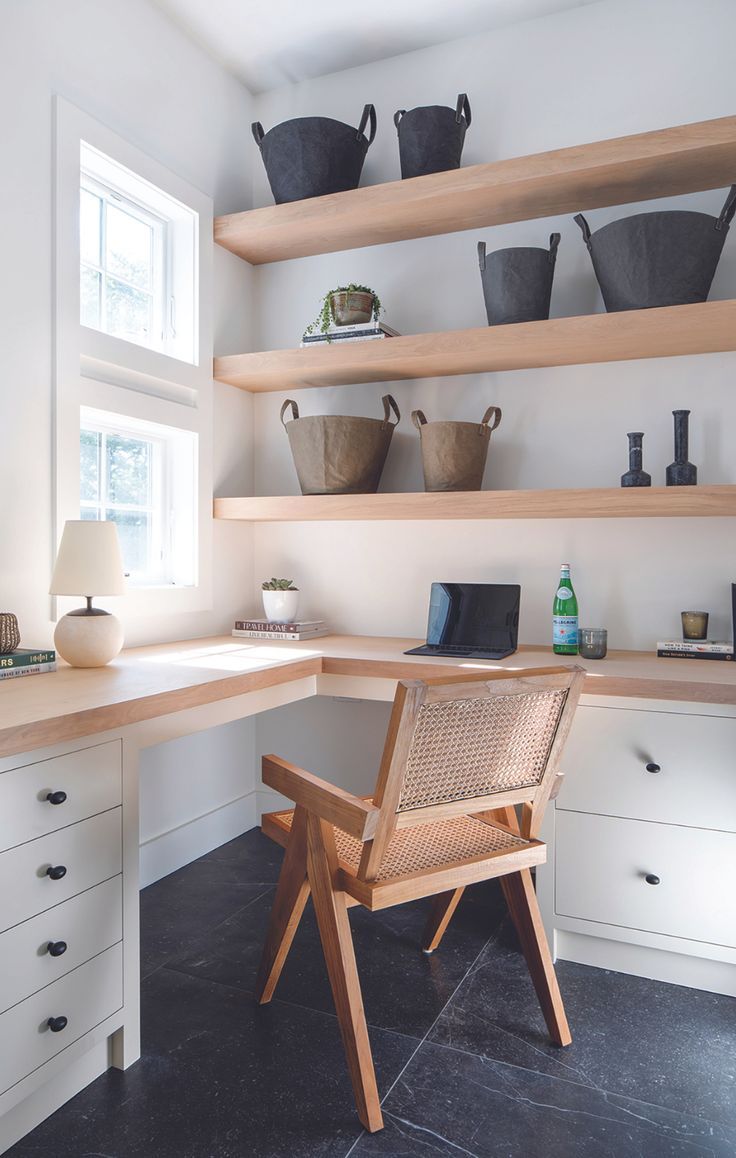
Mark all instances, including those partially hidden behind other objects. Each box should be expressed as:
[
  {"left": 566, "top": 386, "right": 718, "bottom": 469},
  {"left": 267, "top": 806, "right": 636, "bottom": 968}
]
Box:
[
  {"left": 262, "top": 578, "right": 299, "bottom": 623},
  {"left": 305, "top": 284, "right": 382, "bottom": 338}
]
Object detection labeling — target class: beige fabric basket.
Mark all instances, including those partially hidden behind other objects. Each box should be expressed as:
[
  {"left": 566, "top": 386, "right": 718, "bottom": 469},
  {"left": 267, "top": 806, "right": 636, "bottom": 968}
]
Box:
[
  {"left": 412, "top": 405, "right": 502, "bottom": 491},
  {"left": 281, "top": 395, "right": 400, "bottom": 495}
]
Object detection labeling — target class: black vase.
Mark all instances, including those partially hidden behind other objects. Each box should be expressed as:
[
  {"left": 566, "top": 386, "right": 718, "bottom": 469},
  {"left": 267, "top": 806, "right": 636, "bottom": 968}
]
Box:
[
  {"left": 621, "top": 432, "right": 651, "bottom": 487},
  {"left": 666, "top": 410, "right": 697, "bottom": 486}
]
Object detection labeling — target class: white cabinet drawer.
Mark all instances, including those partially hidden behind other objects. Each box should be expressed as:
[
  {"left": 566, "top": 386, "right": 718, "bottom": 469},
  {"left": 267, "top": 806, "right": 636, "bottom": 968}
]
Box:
[
  {"left": 0, "top": 809, "right": 121, "bottom": 933},
  {"left": 559, "top": 706, "right": 736, "bottom": 830},
  {"left": 0, "top": 943, "right": 123, "bottom": 1096},
  {"left": 0, "top": 876, "right": 122, "bottom": 1014},
  {"left": 0, "top": 741, "right": 121, "bottom": 852},
  {"left": 555, "top": 810, "right": 736, "bottom": 946}
]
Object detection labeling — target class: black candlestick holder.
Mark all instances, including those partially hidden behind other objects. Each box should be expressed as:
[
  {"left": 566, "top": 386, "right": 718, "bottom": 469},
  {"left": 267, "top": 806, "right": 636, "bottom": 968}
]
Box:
[
  {"left": 621, "top": 432, "right": 651, "bottom": 487},
  {"left": 666, "top": 409, "right": 697, "bottom": 486}
]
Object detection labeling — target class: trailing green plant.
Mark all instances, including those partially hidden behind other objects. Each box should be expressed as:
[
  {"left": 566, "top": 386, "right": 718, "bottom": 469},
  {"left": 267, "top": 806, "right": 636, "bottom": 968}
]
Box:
[
  {"left": 304, "top": 284, "right": 382, "bottom": 338},
  {"left": 261, "top": 577, "right": 298, "bottom": 591}
]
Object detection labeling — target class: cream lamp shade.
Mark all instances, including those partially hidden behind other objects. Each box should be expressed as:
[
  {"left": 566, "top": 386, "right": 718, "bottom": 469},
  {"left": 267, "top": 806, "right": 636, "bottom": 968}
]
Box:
[{"left": 50, "top": 520, "right": 126, "bottom": 667}]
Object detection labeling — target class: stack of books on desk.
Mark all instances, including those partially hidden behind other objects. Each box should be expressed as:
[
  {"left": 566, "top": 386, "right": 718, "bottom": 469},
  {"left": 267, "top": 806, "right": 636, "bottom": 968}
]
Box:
[
  {"left": 656, "top": 640, "right": 734, "bottom": 661},
  {"left": 0, "top": 648, "right": 57, "bottom": 680},
  {"left": 300, "top": 320, "right": 400, "bottom": 347},
  {"left": 233, "top": 619, "right": 329, "bottom": 642}
]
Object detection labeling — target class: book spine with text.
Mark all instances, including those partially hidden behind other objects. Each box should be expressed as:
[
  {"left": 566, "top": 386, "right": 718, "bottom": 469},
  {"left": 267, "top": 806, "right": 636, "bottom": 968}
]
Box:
[
  {"left": 656, "top": 649, "right": 733, "bottom": 661},
  {"left": 0, "top": 650, "right": 56, "bottom": 669},
  {"left": 0, "top": 662, "right": 57, "bottom": 680},
  {"left": 232, "top": 629, "right": 328, "bottom": 641},
  {"left": 234, "top": 620, "right": 323, "bottom": 633},
  {"left": 656, "top": 640, "right": 733, "bottom": 653}
]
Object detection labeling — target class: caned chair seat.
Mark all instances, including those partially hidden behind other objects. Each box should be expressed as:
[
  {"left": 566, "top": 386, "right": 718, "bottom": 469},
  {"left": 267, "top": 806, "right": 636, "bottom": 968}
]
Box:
[{"left": 266, "top": 807, "right": 534, "bottom": 880}]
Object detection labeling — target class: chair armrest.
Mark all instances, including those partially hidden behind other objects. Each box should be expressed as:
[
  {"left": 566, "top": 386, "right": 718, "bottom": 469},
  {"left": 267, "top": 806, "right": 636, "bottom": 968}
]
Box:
[{"left": 262, "top": 755, "right": 379, "bottom": 842}]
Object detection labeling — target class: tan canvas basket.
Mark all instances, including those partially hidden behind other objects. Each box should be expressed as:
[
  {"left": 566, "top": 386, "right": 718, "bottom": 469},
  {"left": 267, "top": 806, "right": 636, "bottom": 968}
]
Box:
[
  {"left": 281, "top": 394, "right": 400, "bottom": 495},
  {"left": 412, "top": 405, "right": 502, "bottom": 491}
]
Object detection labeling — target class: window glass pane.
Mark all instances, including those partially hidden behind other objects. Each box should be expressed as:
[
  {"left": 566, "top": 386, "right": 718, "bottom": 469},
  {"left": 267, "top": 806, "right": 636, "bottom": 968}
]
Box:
[
  {"left": 80, "top": 188, "right": 101, "bottom": 266},
  {"left": 106, "top": 203, "right": 153, "bottom": 290},
  {"left": 80, "top": 507, "right": 100, "bottom": 520},
  {"left": 80, "top": 429, "right": 101, "bottom": 501},
  {"left": 106, "top": 510, "right": 150, "bottom": 576},
  {"left": 80, "top": 266, "right": 101, "bottom": 328},
  {"left": 105, "top": 433, "right": 152, "bottom": 506},
  {"left": 104, "top": 276, "right": 152, "bottom": 341}
]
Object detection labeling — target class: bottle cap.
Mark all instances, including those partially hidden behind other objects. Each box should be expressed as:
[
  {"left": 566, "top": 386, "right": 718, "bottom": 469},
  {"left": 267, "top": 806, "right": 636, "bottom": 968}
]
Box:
[{"left": 560, "top": 562, "right": 570, "bottom": 569}]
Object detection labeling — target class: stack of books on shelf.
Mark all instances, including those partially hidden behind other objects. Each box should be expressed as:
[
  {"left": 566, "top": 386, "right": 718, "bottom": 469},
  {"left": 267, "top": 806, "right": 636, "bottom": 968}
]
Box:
[
  {"left": 300, "top": 320, "right": 400, "bottom": 347},
  {"left": 0, "top": 648, "right": 57, "bottom": 680},
  {"left": 232, "top": 619, "right": 328, "bottom": 642},
  {"left": 656, "top": 639, "right": 734, "bottom": 661}
]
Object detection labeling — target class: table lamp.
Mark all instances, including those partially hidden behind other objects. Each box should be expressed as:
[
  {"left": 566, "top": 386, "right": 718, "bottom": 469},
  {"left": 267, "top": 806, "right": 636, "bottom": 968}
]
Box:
[{"left": 50, "top": 520, "right": 126, "bottom": 667}]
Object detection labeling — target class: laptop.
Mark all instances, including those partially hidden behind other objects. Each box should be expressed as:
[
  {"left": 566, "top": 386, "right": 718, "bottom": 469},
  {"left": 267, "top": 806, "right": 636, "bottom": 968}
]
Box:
[{"left": 405, "top": 582, "right": 521, "bottom": 660}]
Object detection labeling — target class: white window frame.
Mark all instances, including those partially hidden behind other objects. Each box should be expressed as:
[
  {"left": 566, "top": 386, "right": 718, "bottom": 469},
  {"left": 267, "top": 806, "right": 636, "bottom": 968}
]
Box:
[{"left": 54, "top": 97, "right": 213, "bottom": 621}]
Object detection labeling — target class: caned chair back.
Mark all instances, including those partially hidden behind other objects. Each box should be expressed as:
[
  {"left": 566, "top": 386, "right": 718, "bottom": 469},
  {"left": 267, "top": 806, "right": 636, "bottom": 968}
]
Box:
[{"left": 358, "top": 666, "right": 585, "bottom": 881}]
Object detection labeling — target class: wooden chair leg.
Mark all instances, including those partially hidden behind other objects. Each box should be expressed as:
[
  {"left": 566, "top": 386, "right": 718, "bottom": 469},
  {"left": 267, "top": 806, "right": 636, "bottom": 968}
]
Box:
[
  {"left": 500, "top": 868, "right": 572, "bottom": 1047},
  {"left": 421, "top": 888, "right": 465, "bottom": 952},
  {"left": 306, "top": 811, "right": 383, "bottom": 1133},
  {"left": 255, "top": 805, "right": 310, "bottom": 1004}
]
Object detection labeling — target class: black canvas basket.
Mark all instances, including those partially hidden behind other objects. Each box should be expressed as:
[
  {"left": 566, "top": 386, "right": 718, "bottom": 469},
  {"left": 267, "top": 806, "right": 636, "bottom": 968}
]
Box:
[
  {"left": 478, "top": 234, "right": 560, "bottom": 325},
  {"left": 252, "top": 104, "right": 376, "bottom": 204},
  {"left": 393, "top": 94, "right": 471, "bottom": 179},
  {"left": 574, "top": 186, "right": 736, "bottom": 312}
]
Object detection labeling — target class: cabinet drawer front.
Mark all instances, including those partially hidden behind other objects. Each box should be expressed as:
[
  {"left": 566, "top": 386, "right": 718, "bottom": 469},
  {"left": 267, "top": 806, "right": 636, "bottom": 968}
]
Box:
[
  {"left": 0, "top": 809, "right": 121, "bottom": 933},
  {"left": 555, "top": 811, "right": 736, "bottom": 946},
  {"left": 0, "top": 943, "right": 123, "bottom": 1096},
  {"left": 560, "top": 706, "right": 736, "bottom": 830},
  {"left": 0, "top": 876, "right": 122, "bottom": 1015},
  {"left": 0, "top": 741, "right": 121, "bottom": 852}
]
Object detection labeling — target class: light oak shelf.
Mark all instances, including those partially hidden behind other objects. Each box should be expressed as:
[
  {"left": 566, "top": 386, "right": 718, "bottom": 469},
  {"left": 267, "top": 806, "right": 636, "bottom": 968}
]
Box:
[
  {"left": 214, "top": 300, "right": 736, "bottom": 392},
  {"left": 213, "top": 486, "right": 736, "bottom": 522},
  {"left": 214, "top": 115, "right": 736, "bottom": 265}
]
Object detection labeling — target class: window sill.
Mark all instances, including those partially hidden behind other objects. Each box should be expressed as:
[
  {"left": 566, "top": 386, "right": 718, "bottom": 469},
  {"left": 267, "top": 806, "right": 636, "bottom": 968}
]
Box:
[{"left": 81, "top": 327, "right": 210, "bottom": 406}]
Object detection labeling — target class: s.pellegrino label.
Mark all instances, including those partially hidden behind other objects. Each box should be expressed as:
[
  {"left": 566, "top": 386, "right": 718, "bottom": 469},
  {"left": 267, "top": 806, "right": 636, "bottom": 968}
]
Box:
[{"left": 553, "top": 563, "right": 579, "bottom": 655}]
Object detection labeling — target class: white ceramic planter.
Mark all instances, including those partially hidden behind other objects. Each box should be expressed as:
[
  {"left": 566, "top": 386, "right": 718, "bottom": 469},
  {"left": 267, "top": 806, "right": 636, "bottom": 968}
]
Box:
[{"left": 262, "top": 589, "right": 299, "bottom": 624}]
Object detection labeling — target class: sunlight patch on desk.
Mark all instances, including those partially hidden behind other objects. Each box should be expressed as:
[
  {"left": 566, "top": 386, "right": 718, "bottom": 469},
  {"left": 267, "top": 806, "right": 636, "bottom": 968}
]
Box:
[{"left": 137, "top": 641, "right": 323, "bottom": 672}]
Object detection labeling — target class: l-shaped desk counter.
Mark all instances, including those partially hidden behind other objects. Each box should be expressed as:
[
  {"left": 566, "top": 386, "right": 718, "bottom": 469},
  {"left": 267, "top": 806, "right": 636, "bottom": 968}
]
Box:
[{"left": 1, "top": 635, "right": 735, "bottom": 1152}]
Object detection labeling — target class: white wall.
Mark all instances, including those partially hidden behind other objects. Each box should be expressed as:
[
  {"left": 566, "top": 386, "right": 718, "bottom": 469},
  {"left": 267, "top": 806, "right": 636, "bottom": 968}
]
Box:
[{"left": 0, "top": 0, "right": 257, "bottom": 880}]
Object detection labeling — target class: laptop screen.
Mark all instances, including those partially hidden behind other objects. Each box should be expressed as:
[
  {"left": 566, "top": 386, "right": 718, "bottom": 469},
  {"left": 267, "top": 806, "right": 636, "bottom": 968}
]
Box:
[{"left": 425, "top": 583, "right": 521, "bottom": 651}]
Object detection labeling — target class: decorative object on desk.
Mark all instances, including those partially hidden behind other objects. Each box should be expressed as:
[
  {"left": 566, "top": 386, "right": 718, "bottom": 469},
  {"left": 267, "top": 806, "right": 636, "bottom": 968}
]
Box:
[
  {"left": 0, "top": 612, "right": 20, "bottom": 654},
  {"left": 281, "top": 395, "right": 400, "bottom": 495},
  {"left": 305, "top": 285, "right": 382, "bottom": 339},
  {"left": 578, "top": 628, "right": 608, "bottom": 660},
  {"left": 666, "top": 409, "right": 697, "bottom": 486},
  {"left": 49, "top": 520, "right": 125, "bottom": 668},
  {"left": 553, "top": 562, "right": 579, "bottom": 655},
  {"left": 412, "top": 405, "right": 501, "bottom": 492},
  {"left": 394, "top": 93, "right": 471, "bottom": 179},
  {"left": 301, "top": 320, "right": 399, "bottom": 347},
  {"left": 620, "top": 431, "right": 652, "bottom": 487},
  {"left": 478, "top": 234, "right": 560, "bottom": 326},
  {"left": 261, "top": 579, "right": 299, "bottom": 624},
  {"left": 657, "top": 638, "right": 733, "bottom": 660},
  {"left": 573, "top": 186, "right": 736, "bottom": 312},
  {"left": 252, "top": 105, "right": 376, "bottom": 204},
  {"left": 681, "top": 610, "right": 709, "bottom": 640}
]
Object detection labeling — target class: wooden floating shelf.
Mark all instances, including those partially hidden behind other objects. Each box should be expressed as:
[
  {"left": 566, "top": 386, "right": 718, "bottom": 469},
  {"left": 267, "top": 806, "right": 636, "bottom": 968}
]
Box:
[
  {"left": 214, "top": 300, "right": 736, "bottom": 393},
  {"left": 214, "top": 486, "right": 736, "bottom": 523},
  {"left": 214, "top": 115, "right": 736, "bottom": 265}
]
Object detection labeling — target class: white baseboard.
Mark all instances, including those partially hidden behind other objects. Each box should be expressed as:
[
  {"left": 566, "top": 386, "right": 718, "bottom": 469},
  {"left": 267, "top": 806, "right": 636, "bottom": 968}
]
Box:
[
  {"left": 257, "top": 787, "right": 292, "bottom": 820},
  {"left": 556, "top": 930, "right": 736, "bottom": 997},
  {"left": 139, "top": 792, "right": 258, "bottom": 887}
]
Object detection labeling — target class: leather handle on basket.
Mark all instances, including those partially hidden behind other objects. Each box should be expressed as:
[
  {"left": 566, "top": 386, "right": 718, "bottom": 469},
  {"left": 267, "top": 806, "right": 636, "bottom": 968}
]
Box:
[
  {"left": 574, "top": 213, "right": 592, "bottom": 249},
  {"left": 412, "top": 409, "right": 428, "bottom": 429},
  {"left": 477, "top": 241, "right": 486, "bottom": 270},
  {"left": 548, "top": 232, "right": 561, "bottom": 264},
  {"left": 479, "top": 406, "right": 502, "bottom": 435},
  {"left": 382, "top": 394, "right": 400, "bottom": 427},
  {"left": 393, "top": 109, "right": 405, "bottom": 132},
  {"left": 251, "top": 122, "right": 265, "bottom": 149},
  {"left": 455, "top": 93, "right": 471, "bottom": 126},
  {"left": 357, "top": 104, "right": 377, "bottom": 145},
  {"left": 280, "top": 399, "right": 299, "bottom": 426},
  {"left": 716, "top": 184, "right": 736, "bottom": 231}
]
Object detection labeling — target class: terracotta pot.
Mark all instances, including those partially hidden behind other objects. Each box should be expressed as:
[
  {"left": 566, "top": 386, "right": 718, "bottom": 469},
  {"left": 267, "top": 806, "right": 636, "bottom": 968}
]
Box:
[{"left": 330, "top": 291, "right": 375, "bottom": 326}]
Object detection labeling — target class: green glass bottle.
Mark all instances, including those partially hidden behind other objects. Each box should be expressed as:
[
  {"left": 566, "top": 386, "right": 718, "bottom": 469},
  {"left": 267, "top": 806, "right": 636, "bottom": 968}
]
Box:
[{"left": 553, "top": 562, "right": 579, "bottom": 655}]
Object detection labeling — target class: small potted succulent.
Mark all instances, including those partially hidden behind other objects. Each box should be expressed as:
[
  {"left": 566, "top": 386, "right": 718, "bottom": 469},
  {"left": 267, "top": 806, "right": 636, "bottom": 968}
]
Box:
[
  {"left": 305, "top": 283, "right": 382, "bottom": 339},
  {"left": 262, "top": 578, "right": 299, "bottom": 623}
]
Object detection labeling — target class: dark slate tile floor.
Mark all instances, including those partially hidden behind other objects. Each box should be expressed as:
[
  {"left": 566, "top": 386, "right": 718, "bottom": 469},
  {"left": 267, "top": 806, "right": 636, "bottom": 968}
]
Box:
[{"left": 8, "top": 829, "right": 735, "bottom": 1158}]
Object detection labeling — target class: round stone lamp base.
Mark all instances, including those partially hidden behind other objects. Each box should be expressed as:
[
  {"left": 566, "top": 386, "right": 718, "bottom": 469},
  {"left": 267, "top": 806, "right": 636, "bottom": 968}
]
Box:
[{"left": 54, "top": 610, "right": 124, "bottom": 668}]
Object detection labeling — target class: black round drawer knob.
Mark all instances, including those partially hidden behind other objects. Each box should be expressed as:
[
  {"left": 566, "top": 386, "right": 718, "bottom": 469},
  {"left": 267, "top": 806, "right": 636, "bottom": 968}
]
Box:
[
  {"left": 47, "top": 1016, "right": 68, "bottom": 1033},
  {"left": 645, "top": 873, "right": 661, "bottom": 885},
  {"left": 45, "top": 865, "right": 67, "bottom": 881},
  {"left": 645, "top": 763, "right": 661, "bottom": 774},
  {"left": 47, "top": 940, "right": 68, "bottom": 957},
  {"left": 46, "top": 790, "right": 67, "bottom": 805}
]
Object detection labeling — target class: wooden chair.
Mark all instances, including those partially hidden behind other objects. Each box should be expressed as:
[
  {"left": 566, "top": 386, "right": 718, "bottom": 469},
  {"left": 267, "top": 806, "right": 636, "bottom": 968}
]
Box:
[{"left": 256, "top": 665, "right": 585, "bottom": 1132}]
